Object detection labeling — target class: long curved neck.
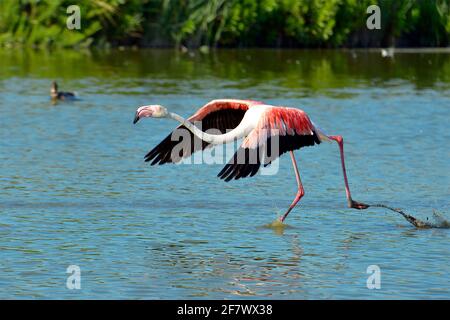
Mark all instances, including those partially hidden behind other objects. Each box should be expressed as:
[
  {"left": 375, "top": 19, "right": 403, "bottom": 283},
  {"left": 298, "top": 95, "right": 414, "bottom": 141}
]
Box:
[{"left": 168, "top": 112, "right": 247, "bottom": 145}]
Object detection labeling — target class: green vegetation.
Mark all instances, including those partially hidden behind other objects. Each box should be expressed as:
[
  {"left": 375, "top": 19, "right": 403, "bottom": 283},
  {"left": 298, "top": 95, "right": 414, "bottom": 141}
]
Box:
[{"left": 1, "top": 0, "right": 449, "bottom": 48}]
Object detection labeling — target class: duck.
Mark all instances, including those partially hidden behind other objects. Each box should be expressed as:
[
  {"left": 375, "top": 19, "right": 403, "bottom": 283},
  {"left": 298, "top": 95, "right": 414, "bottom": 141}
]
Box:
[{"left": 50, "top": 81, "right": 77, "bottom": 101}]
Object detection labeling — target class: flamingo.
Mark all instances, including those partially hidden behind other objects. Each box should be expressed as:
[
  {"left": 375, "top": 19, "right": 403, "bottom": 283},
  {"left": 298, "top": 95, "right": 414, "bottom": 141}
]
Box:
[{"left": 133, "top": 99, "right": 369, "bottom": 222}]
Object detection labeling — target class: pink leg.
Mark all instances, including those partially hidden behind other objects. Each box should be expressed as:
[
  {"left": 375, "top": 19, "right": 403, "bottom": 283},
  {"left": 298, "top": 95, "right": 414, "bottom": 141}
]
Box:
[
  {"left": 328, "top": 135, "right": 369, "bottom": 210},
  {"left": 279, "top": 151, "right": 305, "bottom": 222}
]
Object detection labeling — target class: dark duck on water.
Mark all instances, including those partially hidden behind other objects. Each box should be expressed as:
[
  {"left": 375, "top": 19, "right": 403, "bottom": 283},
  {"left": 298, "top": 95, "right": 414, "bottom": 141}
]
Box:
[{"left": 50, "top": 81, "right": 76, "bottom": 101}]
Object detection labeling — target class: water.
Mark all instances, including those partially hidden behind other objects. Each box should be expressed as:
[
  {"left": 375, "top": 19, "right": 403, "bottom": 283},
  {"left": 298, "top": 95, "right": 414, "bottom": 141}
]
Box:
[{"left": 0, "top": 49, "right": 449, "bottom": 299}]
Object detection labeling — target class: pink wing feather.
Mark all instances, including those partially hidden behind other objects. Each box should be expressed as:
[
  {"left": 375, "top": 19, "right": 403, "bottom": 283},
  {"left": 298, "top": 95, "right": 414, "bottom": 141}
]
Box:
[
  {"left": 218, "top": 107, "right": 321, "bottom": 181},
  {"left": 188, "top": 99, "right": 262, "bottom": 121},
  {"left": 242, "top": 107, "right": 317, "bottom": 149}
]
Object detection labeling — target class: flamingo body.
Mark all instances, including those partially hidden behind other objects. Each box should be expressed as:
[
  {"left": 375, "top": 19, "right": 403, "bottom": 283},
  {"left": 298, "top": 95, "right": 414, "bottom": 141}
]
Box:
[{"left": 218, "top": 106, "right": 321, "bottom": 182}]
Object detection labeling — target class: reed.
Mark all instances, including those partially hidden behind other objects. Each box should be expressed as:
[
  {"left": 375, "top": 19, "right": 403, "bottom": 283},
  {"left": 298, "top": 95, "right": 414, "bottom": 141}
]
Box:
[{"left": 0, "top": 0, "right": 449, "bottom": 48}]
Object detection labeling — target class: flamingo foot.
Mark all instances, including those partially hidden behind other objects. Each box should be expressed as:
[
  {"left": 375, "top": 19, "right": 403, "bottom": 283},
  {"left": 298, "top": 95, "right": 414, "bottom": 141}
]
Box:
[
  {"left": 350, "top": 200, "right": 370, "bottom": 210},
  {"left": 279, "top": 203, "right": 298, "bottom": 222},
  {"left": 278, "top": 210, "right": 291, "bottom": 223}
]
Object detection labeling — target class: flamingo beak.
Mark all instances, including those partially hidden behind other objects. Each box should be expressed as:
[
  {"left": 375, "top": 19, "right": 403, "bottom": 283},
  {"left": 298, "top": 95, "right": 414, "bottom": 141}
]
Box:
[{"left": 133, "top": 112, "right": 140, "bottom": 124}]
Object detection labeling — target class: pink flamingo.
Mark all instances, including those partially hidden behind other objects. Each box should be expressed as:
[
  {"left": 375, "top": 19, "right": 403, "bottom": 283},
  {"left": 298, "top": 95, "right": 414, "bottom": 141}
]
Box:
[{"left": 133, "top": 99, "right": 369, "bottom": 222}]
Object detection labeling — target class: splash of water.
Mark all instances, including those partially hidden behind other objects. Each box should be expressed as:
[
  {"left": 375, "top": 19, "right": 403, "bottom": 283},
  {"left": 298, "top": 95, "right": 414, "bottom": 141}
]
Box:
[
  {"left": 370, "top": 203, "right": 450, "bottom": 229},
  {"left": 267, "top": 219, "right": 283, "bottom": 228}
]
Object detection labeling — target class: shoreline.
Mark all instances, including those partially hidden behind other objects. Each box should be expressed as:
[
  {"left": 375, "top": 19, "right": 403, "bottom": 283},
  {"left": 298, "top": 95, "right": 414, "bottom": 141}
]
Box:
[{"left": 1, "top": 46, "right": 450, "bottom": 53}]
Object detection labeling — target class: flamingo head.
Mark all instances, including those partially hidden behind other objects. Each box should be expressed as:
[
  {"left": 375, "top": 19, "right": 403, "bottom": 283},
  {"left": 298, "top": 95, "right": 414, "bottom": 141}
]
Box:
[{"left": 133, "top": 105, "right": 168, "bottom": 124}]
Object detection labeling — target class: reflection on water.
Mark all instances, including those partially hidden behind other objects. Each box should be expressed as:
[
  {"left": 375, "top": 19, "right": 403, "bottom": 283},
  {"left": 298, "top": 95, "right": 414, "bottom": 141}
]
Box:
[
  {"left": 146, "top": 233, "right": 305, "bottom": 298},
  {"left": 0, "top": 49, "right": 449, "bottom": 299}
]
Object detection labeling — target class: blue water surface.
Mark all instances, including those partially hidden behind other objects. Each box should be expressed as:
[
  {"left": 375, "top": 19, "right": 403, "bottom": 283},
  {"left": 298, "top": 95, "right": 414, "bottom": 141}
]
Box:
[{"left": 0, "top": 49, "right": 449, "bottom": 299}]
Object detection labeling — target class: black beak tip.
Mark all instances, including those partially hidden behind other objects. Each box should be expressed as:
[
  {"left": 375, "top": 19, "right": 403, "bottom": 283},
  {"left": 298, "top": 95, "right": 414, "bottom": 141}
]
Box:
[{"left": 133, "top": 114, "right": 140, "bottom": 124}]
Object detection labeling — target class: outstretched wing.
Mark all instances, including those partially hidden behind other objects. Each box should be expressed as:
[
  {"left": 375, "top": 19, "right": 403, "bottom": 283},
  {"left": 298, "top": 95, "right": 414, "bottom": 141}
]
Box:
[
  {"left": 218, "top": 107, "right": 321, "bottom": 181},
  {"left": 144, "top": 99, "right": 262, "bottom": 165}
]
